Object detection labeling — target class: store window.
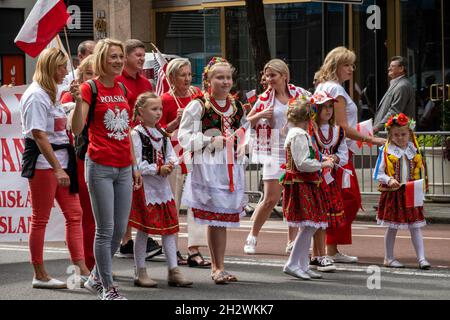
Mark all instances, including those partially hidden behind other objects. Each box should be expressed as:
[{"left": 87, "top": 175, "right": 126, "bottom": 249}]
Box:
[
  {"left": 400, "top": 0, "right": 449, "bottom": 131},
  {"left": 351, "top": 1, "right": 388, "bottom": 121},
  {"left": 156, "top": 9, "right": 220, "bottom": 87}
]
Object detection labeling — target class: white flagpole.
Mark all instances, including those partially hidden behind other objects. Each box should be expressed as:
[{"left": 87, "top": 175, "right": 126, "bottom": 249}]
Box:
[{"left": 63, "top": 26, "right": 76, "bottom": 81}]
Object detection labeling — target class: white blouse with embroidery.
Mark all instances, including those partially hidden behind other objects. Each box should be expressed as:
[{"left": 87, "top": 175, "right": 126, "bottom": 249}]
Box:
[
  {"left": 285, "top": 127, "right": 322, "bottom": 173},
  {"left": 374, "top": 142, "right": 417, "bottom": 185},
  {"left": 132, "top": 125, "right": 178, "bottom": 205}
]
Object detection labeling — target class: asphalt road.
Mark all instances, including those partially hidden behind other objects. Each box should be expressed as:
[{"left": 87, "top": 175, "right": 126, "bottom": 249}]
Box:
[{"left": 0, "top": 218, "right": 449, "bottom": 301}]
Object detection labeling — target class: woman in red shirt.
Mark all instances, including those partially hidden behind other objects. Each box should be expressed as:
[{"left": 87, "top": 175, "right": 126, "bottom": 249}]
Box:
[
  {"left": 71, "top": 38, "right": 142, "bottom": 300},
  {"left": 160, "top": 58, "right": 211, "bottom": 268}
]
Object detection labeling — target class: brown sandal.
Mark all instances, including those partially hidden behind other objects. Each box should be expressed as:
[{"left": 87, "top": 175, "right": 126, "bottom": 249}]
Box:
[
  {"left": 211, "top": 271, "right": 228, "bottom": 285},
  {"left": 223, "top": 271, "right": 238, "bottom": 282}
]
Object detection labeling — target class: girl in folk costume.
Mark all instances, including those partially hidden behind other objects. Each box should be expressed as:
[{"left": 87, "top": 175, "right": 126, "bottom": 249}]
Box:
[
  {"left": 310, "top": 90, "right": 348, "bottom": 273},
  {"left": 373, "top": 113, "right": 430, "bottom": 270},
  {"left": 178, "top": 57, "right": 248, "bottom": 284},
  {"left": 129, "top": 92, "right": 193, "bottom": 287},
  {"left": 281, "top": 97, "right": 334, "bottom": 280},
  {"left": 160, "top": 58, "right": 211, "bottom": 268},
  {"left": 316, "top": 47, "right": 386, "bottom": 263},
  {"left": 244, "top": 59, "right": 311, "bottom": 255}
]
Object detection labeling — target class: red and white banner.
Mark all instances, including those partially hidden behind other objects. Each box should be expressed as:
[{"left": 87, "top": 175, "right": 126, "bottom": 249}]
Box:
[
  {"left": 405, "top": 179, "right": 425, "bottom": 208},
  {"left": 0, "top": 85, "right": 65, "bottom": 242},
  {"left": 14, "top": 0, "right": 70, "bottom": 58}
]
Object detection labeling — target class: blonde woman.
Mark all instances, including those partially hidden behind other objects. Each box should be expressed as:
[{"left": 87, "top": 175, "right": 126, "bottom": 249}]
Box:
[
  {"left": 71, "top": 38, "right": 142, "bottom": 300},
  {"left": 160, "top": 58, "right": 211, "bottom": 268},
  {"left": 315, "top": 46, "right": 385, "bottom": 263},
  {"left": 20, "top": 48, "right": 90, "bottom": 289},
  {"left": 244, "top": 59, "right": 310, "bottom": 255}
]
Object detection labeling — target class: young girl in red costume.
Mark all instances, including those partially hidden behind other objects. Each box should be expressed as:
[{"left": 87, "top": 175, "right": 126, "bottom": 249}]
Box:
[
  {"left": 281, "top": 97, "right": 334, "bottom": 280},
  {"left": 310, "top": 90, "right": 348, "bottom": 273},
  {"left": 129, "top": 92, "right": 193, "bottom": 287},
  {"left": 373, "top": 113, "right": 430, "bottom": 270}
]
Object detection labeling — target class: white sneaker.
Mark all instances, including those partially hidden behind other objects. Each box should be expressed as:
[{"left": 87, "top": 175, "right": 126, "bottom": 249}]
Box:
[
  {"left": 103, "top": 287, "right": 127, "bottom": 300},
  {"left": 317, "top": 256, "right": 337, "bottom": 272},
  {"left": 32, "top": 277, "right": 67, "bottom": 289},
  {"left": 384, "top": 259, "right": 404, "bottom": 268},
  {"left": 305, "top": 269, "right": 322, "bottom": 279},
  {"left": 84, "top": 274, "right": 104, "bottom": 299},
  {"left": 330, "top": 252, "right": 358, "bottom": 263},
  {"left": 283, "top": 266, "right": 311, "bottom": 280},
  {"left": 244, "top": 235, "right": 257, "bottom": 254}
]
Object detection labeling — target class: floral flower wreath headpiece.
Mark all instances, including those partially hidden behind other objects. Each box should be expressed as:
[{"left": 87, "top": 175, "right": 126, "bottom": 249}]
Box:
[
  {"left": 202, "top": 56, "right": 229, "bottom": 90},
  {"left": 288, "top": 94, "right": 317, "bottom": 119},
  {"left": 385, "top": 113, "right": 416, "bottom": 130}
]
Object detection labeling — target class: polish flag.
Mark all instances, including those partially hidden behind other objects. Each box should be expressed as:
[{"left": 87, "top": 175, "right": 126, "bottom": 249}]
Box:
[
  {"left": 246, "top": 89, "right": 257, "bottom": 104},
  {"left": 405, "top": 179, "right": 425, "bottom": 208},
  {"left": 14, "top": 0, "right": 70, "bottom": 58},
  {"left": 356, "top": 118, "right": 374, "bottom": 148}
]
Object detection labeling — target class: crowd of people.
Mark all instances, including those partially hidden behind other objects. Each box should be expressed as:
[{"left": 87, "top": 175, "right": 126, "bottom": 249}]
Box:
[{"left": 19, "top": 37, "right": 431, "bottom": 300}]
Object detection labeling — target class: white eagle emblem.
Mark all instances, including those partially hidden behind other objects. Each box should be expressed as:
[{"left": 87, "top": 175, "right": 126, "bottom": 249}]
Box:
[{"left": 103, "top": 106, "right": 129, "bottom": 141}]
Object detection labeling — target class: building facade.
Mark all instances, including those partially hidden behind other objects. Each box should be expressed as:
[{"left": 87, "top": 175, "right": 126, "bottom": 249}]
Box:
[{"left": 151, "top": 0, "right": 449, "bottom": 130}]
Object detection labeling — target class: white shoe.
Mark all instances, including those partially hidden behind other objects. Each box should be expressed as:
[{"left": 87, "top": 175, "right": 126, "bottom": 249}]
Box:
[
  {"left": 84, "top": 274, "right": 104, "bottom": 299},
  {"left": 244, "top": 235, "right": 257, "bottom": 254},
  {"left": 419, "top": 259, "right": 431, "bottom": 270},
  {"left": 330, "top": 252, "right": 358, "bottom": 263},
  {"left": 384, "top": 259, "right": 404, "bottom": 268},
  {"left": 283, "top": 266, "right": 311, "bottom": 280},
  {"left": 305, "top": 269, "right": 322, "bottom": 279},
  {"left": 32, "top": 277, "right": 67, "bottom": 289},
  {"left": 102, "top": 287, "right": 127, "bottom": 300}
]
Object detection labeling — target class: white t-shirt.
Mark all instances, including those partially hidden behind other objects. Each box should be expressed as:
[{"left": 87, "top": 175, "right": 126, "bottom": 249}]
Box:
[
  {"left": 316, "top": 81, "right": 358, "bottom": 152},
  {"left": 21, "top": 82, "right": 69, "bottom": 169}
]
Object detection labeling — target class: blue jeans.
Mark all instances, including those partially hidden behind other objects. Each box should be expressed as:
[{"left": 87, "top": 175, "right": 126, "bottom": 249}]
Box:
[{"left": 85, "top": 156, "right": 132, "bottom": 289}]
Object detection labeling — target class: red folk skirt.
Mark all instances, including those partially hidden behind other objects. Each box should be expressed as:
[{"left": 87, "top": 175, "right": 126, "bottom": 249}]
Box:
[
  {"left": 319, "top": 179, "right": 345, "bottom": 229},
  {"left": 378, "top": 186, "right": 426, "bottom": 228},
  {"left": 282, "top": 181, "right": 328, "bottom": 229},
  {"left": 326, "top": 153, "right": 362, "bottom": 245},
  {"left": 129, "top": 187, "right": 179, "bottom": 235},
  {"left": 192, "top": 209, "right": 241, "bottom": 227}
]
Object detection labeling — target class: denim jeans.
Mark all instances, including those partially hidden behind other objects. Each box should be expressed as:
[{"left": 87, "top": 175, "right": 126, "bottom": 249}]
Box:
[{"left": 85, "top": 156, "right": 132, "bottom": 289}]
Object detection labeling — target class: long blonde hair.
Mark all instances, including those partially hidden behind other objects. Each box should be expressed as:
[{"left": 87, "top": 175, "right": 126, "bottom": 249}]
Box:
[
  {"left": 317, "top": 46, "right": 356, "bottom": 83},
  {"left": 33, "top": 47, "right": 68, "bottom": 104},
  {"left": 93, "top": 38, "right": 124, "bottom": 77}
]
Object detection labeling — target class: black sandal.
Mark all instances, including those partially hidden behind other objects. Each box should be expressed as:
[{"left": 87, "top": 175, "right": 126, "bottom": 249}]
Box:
[
  {"left": 187, "top": 252, "right": 212, "bottom": 268},
  {"left": 177, "top": 251, "right": 188, "bottom": 266}
]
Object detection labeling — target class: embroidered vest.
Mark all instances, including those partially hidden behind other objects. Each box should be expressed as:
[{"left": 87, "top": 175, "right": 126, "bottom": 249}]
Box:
[
  {"left": 284, "top": 140, "right": 321, "bottom": 185},
  {"left": 138, "top": 130, "right": 167, "bottom": 165}
]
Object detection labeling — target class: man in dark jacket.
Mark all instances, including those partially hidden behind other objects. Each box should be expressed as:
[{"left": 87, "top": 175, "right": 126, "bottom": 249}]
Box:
[{"left": 374, "top": 56, "right": 415, "bottom": 132}]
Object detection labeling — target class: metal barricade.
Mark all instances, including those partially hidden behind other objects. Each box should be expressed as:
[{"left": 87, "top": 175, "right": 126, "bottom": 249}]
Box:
[
  {"left": 354, "top": 131, "right": 450, "bottom": 201},
  {"left": 245, "top": 132, "right": 450, "bottom": 203}
]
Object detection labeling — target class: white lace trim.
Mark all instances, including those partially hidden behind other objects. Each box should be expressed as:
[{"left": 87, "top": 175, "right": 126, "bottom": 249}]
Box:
[
  {"left": 376, "top": 218, "right": 426, "bottom": 229},
  {"left": 286, "top": 221, "right": 328, "bottom": 230},
  {"left": 182, "top": 198, "right": 246, "bottom": 214}
]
